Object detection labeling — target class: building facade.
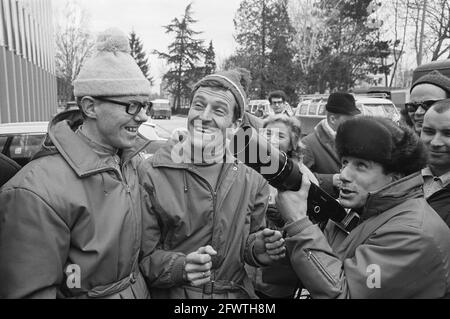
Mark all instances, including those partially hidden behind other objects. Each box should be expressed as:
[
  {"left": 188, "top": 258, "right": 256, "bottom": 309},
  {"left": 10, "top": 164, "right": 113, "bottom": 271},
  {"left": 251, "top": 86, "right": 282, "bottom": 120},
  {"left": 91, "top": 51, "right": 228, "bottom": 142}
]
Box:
[{"left": 0, "top": 0, "right": 56, "bottom": 123}]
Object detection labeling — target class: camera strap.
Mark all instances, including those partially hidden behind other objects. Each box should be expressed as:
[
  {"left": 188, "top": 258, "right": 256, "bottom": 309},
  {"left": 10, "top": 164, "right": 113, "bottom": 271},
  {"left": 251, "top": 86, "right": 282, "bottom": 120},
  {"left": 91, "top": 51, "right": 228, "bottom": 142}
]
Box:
[{"left": 333, "top": 210, "right": 361, "bottom": 235}]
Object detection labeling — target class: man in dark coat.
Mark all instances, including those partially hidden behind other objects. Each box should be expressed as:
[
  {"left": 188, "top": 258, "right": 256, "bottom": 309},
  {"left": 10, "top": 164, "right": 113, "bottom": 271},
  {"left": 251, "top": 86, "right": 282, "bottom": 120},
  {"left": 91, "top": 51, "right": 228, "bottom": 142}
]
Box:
[
  {"left": 421, "top": 99, "right": 450, "bottom": 228},
  {"left": 301, "top": 93, "right": 360, "bottom": 197}
]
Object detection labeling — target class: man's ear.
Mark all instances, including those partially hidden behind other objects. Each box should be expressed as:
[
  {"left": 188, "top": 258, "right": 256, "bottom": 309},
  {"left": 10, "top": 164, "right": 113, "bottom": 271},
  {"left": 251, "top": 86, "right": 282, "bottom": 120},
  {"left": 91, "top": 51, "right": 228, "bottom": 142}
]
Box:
[{"left": 80, "top": 97, "right": 97, "bottom": 119}]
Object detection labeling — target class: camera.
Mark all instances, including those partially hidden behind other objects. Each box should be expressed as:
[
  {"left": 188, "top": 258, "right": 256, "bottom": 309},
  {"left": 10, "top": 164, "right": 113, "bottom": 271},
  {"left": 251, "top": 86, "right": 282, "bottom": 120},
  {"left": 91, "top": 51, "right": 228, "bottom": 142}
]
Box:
[{"left": 230, "top": 125, "right": 357, "bottom": 231}]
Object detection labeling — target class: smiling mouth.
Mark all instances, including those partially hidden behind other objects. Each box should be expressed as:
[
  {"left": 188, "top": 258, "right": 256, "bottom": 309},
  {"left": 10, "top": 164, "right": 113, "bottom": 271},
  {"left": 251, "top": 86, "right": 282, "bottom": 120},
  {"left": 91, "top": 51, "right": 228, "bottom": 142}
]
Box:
[
  {"left": 340, "top": 189, "right": 355, "bottom": 196},
  {"left": 125, "top": 127, "right": 138, "bottom": 133},
  {"left": 194, "top": 126, "right": 216, "bottom": 134}
]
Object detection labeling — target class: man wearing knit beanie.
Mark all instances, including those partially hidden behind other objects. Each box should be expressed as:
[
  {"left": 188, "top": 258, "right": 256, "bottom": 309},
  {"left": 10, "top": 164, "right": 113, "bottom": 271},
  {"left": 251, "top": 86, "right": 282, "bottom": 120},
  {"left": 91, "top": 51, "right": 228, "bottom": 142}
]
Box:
[
  {"left": 276, "top": 116, "right": 450, "bottom": 298},
  {"left": 138, "top": 68, "right": 286, "bottom": 299},
  {"left": 0, "top": 28, "right": 152, "bottom": 298},
  {"left": 408, "top": 70, "right": 450, "bottom": 134}
]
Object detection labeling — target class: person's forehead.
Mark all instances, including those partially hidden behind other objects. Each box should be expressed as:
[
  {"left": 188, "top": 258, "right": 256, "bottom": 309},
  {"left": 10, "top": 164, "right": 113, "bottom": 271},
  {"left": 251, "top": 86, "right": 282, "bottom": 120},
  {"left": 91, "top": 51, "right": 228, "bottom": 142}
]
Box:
[
  {"left": 266, "top": 121, "right": 289, "bottom": 132},
  {"left": 424, "top": 108, "right": 450, "bottom": 128},
  {"left": 410, "top": 84, "right": 447, "bottom": 101},
  {"left": 194, "top": 87, "right": 235, "bottom": 108},
  {"left": 103, "top": 95, "right": 149, "bottom": 102}
]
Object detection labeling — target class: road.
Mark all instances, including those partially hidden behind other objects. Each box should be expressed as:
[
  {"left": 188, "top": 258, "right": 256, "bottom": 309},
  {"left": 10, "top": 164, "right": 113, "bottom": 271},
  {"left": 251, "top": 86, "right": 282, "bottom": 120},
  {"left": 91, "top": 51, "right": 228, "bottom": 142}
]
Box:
[{"left": 149, "top": 116, "right": 188, "bottom": 139}]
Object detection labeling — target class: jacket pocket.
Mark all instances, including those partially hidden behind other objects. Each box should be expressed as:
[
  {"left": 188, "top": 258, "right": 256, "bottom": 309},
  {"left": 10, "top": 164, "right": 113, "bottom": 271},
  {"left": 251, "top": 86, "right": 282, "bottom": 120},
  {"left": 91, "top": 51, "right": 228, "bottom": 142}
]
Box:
[{"left": 305, "top": 249, "right": 338, "bottom": 287}]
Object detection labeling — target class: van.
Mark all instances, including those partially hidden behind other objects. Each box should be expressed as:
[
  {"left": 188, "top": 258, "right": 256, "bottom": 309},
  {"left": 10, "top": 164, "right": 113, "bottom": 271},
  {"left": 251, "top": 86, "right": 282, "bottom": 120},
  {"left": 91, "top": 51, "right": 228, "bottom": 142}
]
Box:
[
  {"left": 412, "top": 59, "right": 450, "bottom": 84},
  {"left": 150, "top": 99, "right": 172, "bottom": 120},
  {"left": 295, "top": 94, "right": 401, "bottom": 136}
]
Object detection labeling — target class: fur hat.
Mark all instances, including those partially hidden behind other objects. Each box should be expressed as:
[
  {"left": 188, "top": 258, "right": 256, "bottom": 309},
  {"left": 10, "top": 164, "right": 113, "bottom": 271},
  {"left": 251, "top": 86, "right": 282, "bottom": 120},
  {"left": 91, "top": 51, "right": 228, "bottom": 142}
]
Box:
[
  {"left": 73, "top": 28, "right": 151, "bottom": 98},
  {"left": 410, "top": 70, "right": 450, "bottom": 95},
  {"left": 336, "top": 117, "right": 427, "bottom": 176},
  {"left": 326, "top": 92, "right": 360, "bottom": 116},
  {"left": 192, "top": 68, "right": 251, "bottom": 120}
]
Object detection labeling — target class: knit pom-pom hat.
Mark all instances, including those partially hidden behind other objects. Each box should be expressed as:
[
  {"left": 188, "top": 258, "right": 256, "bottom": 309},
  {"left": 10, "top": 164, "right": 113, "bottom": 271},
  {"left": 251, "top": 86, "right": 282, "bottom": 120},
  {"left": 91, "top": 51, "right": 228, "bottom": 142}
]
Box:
[
  {"left": 191, "top": 68, "right": 252, "bottom": 120},
  {"left": 73, "top": 28, "right": 151, "bottom": 98},
  {"left": 336, "top": 116, "right": 427, "bottom": 176}
]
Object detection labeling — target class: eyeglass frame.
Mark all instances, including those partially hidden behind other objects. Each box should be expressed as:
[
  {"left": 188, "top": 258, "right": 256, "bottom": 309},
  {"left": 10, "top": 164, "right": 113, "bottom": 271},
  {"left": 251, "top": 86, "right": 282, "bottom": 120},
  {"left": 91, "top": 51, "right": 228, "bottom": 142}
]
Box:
[
  {"left": 94, "top": 96, "right": 153, "bottom": 116},
  {"left": 405, "top": 100, "right": 441, "bottom": 113}
]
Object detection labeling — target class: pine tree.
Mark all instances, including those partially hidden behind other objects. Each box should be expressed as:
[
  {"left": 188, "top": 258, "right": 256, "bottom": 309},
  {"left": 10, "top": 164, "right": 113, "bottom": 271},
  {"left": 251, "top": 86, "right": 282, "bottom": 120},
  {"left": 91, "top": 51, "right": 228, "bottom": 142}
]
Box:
[
  {"left": 154, "top": 3, "right": 206, "bottom": 112},
  {"left": 129, "top": 31, "right": 153, "bottom": 85},
  {"left": 204, "top": 41, "right": 216, "bottom": 76},
  {"left": 233, "top": 0, "right": 298, "bottom": 101}
]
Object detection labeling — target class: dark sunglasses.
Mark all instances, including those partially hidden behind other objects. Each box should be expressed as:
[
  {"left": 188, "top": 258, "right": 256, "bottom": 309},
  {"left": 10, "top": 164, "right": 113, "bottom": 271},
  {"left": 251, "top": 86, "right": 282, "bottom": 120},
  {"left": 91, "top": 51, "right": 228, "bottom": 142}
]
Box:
[
  {"left": 405, "top": 100, "right": 440, "bottom": 113},
  {"left": 95, "top": 97, "right": 153, "bottom": 116}
]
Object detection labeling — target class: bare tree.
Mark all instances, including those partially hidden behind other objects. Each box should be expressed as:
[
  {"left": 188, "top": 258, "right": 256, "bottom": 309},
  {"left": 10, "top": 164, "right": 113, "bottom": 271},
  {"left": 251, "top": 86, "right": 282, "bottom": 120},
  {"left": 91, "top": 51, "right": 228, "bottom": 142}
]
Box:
[
  {"left": 382, "top": 0, "right": 411, "bottom": 87},
  {"left": 408, "top": 0, "right": 450, "bottom": 64},
  {"left": 55, "top": 0, "right": 95, "bottom": 103}
]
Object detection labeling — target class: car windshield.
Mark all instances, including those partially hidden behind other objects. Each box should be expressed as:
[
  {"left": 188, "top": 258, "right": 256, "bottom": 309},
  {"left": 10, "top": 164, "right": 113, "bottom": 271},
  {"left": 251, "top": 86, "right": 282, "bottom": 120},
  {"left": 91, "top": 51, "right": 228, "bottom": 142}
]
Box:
[{"left": 359, "top": 104, "right": 390, "bottom": 117}]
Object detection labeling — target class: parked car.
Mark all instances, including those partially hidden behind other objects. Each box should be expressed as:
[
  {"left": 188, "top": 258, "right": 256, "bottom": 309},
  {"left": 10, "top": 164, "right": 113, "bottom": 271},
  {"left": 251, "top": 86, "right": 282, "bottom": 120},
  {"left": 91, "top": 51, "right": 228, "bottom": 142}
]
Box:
[
  {"left": 295, "top": 94, "right": 401, "bottom": 136},
  {"left": 0, "top": 121, "right": 167, "bottom": 166},
  {"left": 150, "top": 99, "right": 172, "bottom": 120}
]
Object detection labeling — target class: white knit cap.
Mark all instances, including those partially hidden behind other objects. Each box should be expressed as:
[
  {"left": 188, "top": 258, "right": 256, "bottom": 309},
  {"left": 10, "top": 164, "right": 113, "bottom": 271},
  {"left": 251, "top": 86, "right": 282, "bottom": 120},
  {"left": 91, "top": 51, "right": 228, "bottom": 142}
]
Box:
[{"left": 73, "top": 28, "right": 151, "bottom": 98}]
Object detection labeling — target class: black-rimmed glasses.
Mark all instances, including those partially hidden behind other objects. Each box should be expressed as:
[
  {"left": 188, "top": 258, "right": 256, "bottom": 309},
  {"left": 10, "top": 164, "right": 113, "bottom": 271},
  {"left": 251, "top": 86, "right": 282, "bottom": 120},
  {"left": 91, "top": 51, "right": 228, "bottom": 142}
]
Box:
[
  {"left": 405, "top": 100, "right": 441, "bottom": 113},
  {"left": 95, "top": 97, "right": 153, "bottom": 116}
]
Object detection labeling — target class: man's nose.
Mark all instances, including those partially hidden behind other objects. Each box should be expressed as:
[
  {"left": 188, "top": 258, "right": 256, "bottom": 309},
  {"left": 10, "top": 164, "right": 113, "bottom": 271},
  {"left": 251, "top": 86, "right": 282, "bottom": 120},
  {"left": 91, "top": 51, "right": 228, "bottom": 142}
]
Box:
[
  {"left": 200, "top": 105, "right": 213, "bottom": 121},
  {"left": 340, "top": 166, "right": 352, "bottom": 184},
  {"left": 415, "top": 106, "right": 427, "bottom": 116},
  {"left": 135, "top": 107, "right": 148, "bottom": 122},
  {"left": 430, "top": 133, "right": 444, "bottom": 147}
]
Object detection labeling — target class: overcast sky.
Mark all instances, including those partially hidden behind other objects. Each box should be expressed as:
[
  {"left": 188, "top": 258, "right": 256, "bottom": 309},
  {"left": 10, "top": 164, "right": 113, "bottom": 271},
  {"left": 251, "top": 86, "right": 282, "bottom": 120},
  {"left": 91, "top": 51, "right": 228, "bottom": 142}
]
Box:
[{"left": 53, "top": 0, "right": 242, "bottom": 91}]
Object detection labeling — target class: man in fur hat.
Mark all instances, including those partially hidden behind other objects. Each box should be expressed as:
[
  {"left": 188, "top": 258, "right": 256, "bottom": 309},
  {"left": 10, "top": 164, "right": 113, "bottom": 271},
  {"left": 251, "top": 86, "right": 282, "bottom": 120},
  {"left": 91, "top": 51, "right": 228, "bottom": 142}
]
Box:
[
  {"left": 0, "top": 28, "right": 152, "bottom": 298},
  {"left": 138, "top": 68, "right": 286, "bottom": 299},
  {"left": 277, "top": 116, "right": 450, "bottom": 298}
]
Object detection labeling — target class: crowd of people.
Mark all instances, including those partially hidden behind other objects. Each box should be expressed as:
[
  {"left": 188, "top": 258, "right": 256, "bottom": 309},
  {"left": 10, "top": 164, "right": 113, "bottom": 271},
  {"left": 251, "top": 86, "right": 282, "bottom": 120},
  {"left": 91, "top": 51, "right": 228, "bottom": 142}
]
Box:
[{"left": 1, "top": 27, "right": 450, "bottom": 299}]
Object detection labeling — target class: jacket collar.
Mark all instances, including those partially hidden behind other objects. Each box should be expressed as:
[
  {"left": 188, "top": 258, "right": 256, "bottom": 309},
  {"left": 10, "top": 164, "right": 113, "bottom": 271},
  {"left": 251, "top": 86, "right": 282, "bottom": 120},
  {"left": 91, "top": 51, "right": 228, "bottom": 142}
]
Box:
[
  {"left": 360, "top": 172, "right": 424, "bottom": 221},
  {"left": 151, "top": 138, "right": 238, "bottom": 170},
  {"left": 40, "top": 110, "right": 149, "bottom": 178}
]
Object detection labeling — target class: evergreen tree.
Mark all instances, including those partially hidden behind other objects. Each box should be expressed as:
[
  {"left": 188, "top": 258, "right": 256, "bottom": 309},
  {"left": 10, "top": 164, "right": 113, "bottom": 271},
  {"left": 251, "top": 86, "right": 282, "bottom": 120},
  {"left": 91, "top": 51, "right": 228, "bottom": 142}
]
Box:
[
  {"left": 306, "top": 0, "right": 393, "bottom": 92},
  {"left": 154, "top": 3, "right": 206, "bottom": 112},
  {"left": 233, "top": 0, "right": 298, "bottom": 100},
  {"left": 204, "top": 41, "right": 216, "bottom": 75},
  {"left": 129, "top": 31, "right": 153, "bottom": 85}
]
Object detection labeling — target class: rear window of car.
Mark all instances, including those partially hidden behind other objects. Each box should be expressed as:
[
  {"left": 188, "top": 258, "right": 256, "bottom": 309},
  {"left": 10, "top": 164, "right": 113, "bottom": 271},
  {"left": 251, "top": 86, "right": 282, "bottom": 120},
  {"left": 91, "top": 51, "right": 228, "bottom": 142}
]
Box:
[
  {"left": 298, "top": 103, "right": 309, "bottom": 115},
  {"left": 8, "top": 134, "right": 46, "bottom": 160},
  {"left": 308, "top": 102, "right": 319, "bottom": 115}
]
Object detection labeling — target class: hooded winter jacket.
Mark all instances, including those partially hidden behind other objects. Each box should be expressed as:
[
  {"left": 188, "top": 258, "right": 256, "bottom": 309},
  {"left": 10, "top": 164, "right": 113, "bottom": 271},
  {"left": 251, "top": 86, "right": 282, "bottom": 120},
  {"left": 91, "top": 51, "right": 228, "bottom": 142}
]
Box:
[
  {"left": 0, "top": 111, "right": 150, "bottom": 299},
  {"left": 284, "top": 172, "right": 450, "bottom": 299},
  {"left": 138, "top": 141, "right": 270, "bottom": 299}
]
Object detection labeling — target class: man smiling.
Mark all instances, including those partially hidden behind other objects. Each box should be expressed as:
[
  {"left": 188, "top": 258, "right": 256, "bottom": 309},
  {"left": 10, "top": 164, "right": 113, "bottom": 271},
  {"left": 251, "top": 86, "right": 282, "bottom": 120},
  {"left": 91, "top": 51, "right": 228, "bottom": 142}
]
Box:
[
  {"left": 0, "top": 28, "right": 152, "bottom": 298},
  {"left": 408, "top": 70, "right": 450, "bottom": 135},
  {"left": 421, "top": 99, "right": 450, "bottom": 227},
  {"left": 139, "top": 69, "right": 286, "bottom": 299}
]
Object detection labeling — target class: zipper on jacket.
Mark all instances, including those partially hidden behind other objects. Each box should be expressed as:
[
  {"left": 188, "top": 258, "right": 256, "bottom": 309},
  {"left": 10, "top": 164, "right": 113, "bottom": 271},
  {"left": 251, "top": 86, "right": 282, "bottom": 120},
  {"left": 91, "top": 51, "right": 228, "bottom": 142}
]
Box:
[
  {"left": 120, "top": 161, "right": 140, "bottom": 276},
  {"left": 306, "top": 249, "right": 337, "bottom": 286}
]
